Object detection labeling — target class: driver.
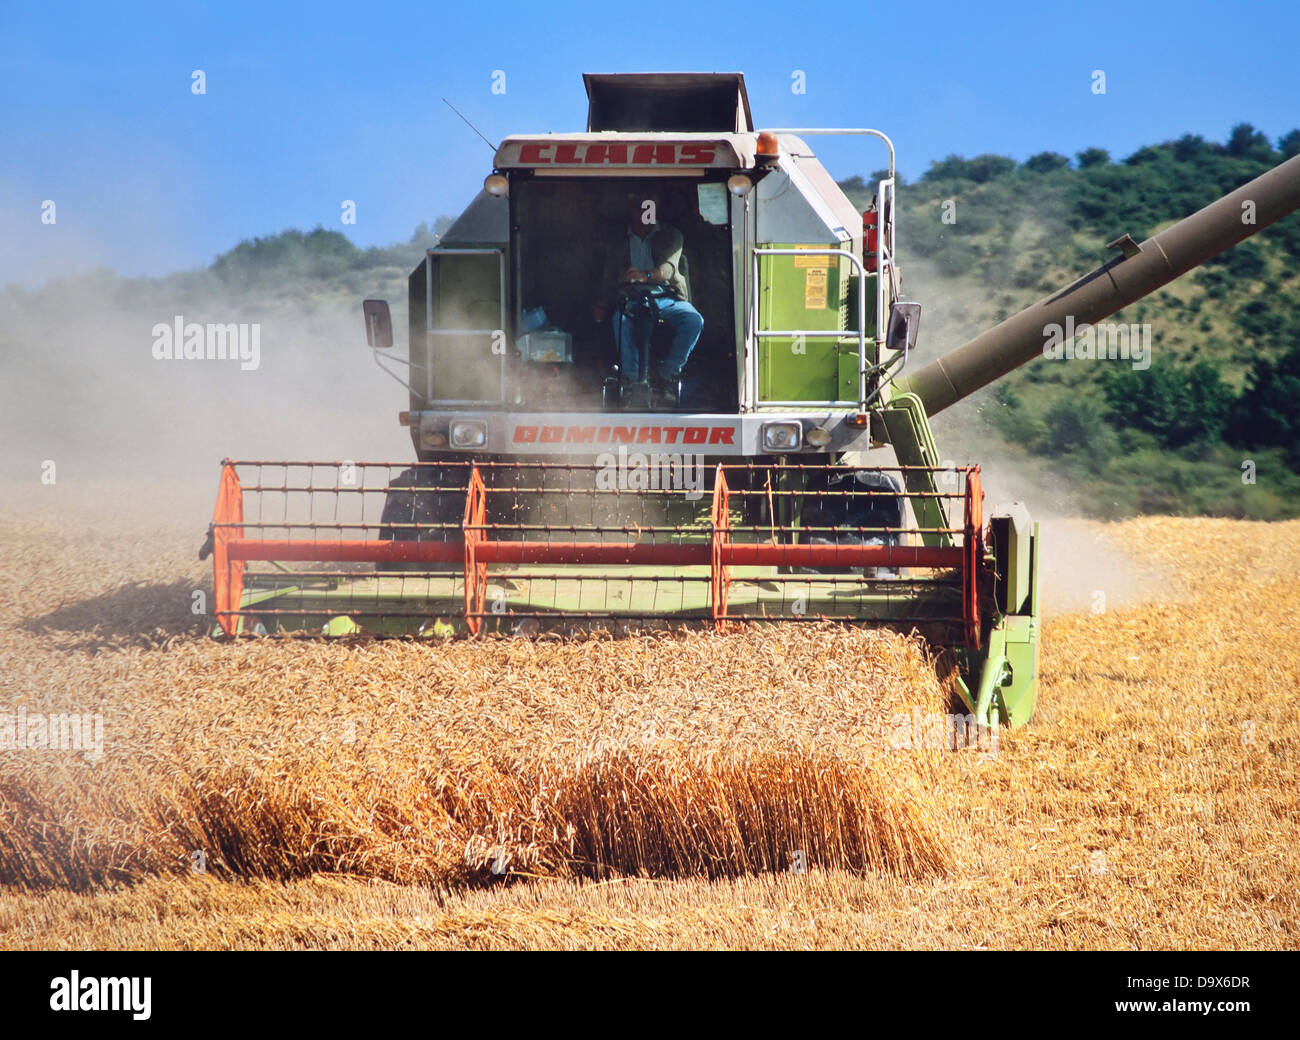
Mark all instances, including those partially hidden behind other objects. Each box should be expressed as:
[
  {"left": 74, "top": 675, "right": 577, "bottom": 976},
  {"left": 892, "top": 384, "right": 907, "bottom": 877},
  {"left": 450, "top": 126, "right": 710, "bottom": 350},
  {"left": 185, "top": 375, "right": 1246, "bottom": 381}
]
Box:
[{"left": 593, "top": 193, "right": 703, "bottom": 407}]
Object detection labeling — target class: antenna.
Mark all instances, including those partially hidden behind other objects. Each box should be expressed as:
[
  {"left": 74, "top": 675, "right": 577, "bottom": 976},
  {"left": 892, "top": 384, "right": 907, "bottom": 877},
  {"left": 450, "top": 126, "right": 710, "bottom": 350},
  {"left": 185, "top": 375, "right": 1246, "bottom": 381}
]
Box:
[{"left": 442, "top": 98, "right": 497, "bottom": 153}]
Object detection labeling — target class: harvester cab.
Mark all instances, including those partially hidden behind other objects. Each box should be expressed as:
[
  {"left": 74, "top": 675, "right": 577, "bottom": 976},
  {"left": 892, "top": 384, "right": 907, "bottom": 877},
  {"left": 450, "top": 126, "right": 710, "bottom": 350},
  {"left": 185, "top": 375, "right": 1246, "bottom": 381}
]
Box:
[{"left": 363, "top": 72, "right": 915, "bottom": 445}]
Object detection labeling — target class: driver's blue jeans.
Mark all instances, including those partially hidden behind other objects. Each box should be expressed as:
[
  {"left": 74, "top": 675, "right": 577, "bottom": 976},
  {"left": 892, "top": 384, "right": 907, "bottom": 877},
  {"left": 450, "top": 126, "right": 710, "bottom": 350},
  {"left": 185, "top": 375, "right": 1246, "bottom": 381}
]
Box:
[{"left": 613, "top": 294, "right": 704, "bottom": 383}]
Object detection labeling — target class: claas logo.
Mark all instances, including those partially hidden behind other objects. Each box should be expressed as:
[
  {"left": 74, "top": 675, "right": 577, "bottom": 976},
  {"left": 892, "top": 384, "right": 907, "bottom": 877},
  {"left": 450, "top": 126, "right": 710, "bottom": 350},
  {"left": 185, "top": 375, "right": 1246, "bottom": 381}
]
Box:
[{"left": 516, "top": 142, "right": 720, "bottom": 166}]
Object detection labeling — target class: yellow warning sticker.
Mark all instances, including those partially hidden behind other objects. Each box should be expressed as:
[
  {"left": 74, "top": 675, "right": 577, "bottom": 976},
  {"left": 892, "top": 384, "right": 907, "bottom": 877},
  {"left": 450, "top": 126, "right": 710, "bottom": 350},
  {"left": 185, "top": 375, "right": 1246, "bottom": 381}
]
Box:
[
  {"left": 792, "top": 250, "right": 831, "bottom": 269},
  {"left": 804, "top": 267, "right": 828, "bottom": 309}
]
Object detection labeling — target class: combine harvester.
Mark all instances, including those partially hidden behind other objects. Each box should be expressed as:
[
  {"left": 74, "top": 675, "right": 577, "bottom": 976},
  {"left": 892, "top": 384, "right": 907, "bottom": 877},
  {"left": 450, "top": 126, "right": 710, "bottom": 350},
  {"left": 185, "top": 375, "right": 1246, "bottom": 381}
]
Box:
[{"left": 203, "top": 73, "right": 1300, "bottom": 728}]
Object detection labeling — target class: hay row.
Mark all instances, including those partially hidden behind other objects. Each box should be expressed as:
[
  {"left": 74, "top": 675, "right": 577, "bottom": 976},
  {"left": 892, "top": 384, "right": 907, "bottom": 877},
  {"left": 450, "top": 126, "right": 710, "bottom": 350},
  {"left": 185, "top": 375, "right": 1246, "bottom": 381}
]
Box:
[{"left": 0, "top": 748, "right": 951, "bottom": 890}]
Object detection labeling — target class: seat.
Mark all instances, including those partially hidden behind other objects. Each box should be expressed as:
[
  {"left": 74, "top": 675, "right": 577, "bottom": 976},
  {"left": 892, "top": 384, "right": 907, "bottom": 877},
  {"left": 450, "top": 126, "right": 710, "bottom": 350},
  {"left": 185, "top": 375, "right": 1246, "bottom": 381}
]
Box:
[{"left": 602, "top": 252, "right": 694, "bottom": 406}]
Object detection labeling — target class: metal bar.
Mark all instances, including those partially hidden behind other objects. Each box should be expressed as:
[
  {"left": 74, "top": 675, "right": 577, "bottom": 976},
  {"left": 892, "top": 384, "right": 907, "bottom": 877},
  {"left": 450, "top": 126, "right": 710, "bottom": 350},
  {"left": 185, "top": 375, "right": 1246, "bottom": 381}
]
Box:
[
  {"left": 722, "top": 544, "right": 962, "bottom": 567},
  {"left": 711, "top": 464, "right": 730, "bottom": 627},
  {"left": 463, "top": 466, "right": 488, "bottom": 635},
  {"left": 226, "top": 537, "right": 964, "bottom": 569},
  {"left": 738, "top": 188, "right": 753, "bottom": 412},
  {"left": 759, "top": 128, "right": 896, "bottom": 180},
  {"left": 223, "top": 460, "right": 975, "bottom": 471},
  {"left": 228, "top": 540, "right": 463, "bottom": 563},
  {"left": 425, "top": 252, "right": 433, "bottom": 404},
  {"left": 758, "top": 399, "right": 857, "bottom": 408},
  {"left": 754, "top": 330, "right": 862, "bottom": 338},
  {"left": 875, "top": 178, "right": 890, "bottom": 406}
]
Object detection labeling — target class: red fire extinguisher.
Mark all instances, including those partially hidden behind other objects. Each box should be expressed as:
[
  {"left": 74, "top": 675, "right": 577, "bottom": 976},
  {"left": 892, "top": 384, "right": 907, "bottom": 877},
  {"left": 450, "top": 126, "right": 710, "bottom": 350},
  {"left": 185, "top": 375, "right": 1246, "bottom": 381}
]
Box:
[{"left": 863, "top": 203, "right": 879, "bottom": 273}]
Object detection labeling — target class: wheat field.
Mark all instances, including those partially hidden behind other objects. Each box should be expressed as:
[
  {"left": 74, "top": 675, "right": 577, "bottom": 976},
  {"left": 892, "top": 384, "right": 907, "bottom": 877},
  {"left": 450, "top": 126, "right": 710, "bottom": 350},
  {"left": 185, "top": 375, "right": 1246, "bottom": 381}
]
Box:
[{"left": 0, "top": 483, "right": 1297, "bottom": 949}]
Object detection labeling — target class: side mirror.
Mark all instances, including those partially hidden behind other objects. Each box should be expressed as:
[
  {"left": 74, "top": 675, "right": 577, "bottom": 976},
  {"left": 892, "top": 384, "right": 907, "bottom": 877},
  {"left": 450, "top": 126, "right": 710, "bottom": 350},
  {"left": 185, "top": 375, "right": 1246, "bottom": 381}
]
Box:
[
  {"left": 886, "top": 301, "right": 921, "bottom": 359},
  {"left": 363, "top": 299, "right": 393, "bottom": 350}
]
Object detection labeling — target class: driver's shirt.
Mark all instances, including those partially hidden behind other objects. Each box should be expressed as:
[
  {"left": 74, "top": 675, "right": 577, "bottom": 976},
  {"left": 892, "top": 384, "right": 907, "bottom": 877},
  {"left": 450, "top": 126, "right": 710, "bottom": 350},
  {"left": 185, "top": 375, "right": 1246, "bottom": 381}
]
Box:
[{"left": 627, "top": 224, "right": 658, "bottom": 274}]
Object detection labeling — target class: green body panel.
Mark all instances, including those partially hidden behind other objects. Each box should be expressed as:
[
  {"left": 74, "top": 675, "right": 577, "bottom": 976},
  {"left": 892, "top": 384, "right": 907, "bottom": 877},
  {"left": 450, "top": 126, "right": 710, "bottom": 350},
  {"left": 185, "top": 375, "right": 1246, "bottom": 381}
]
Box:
[
  {"left": 844, "top": 273, "right": 877, "bottom": 334},
  {"left": 1004, "top": 521, "right": 1032, "bottom": 615},
  {"left": 995, "top": 610, "right": 1040, "bottom": 727},
  {"left": 879, "top": 392, "right": 952, "bottom": 548},
  {"left": 835, "top": 340, "right": 863, "bottom": 401},
  {"left": 757, "top": 244, "right": 850, "bottom": 402},
  {"left": 954, "top": 520, "right": 1040, "bottom": 727}
]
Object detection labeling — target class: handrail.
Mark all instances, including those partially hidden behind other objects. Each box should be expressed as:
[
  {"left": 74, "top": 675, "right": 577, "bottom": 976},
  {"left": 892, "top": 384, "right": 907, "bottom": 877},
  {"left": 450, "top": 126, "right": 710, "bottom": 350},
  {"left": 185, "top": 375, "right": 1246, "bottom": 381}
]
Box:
[
  {"left": 753, "top": 246, "right": 892, "bottom": 411},
  {"left": 760, "top": 127, "right": 896, "bottom": 181},
  {"left": 747, "top": 128, "right": 905, "bottom": 411}
]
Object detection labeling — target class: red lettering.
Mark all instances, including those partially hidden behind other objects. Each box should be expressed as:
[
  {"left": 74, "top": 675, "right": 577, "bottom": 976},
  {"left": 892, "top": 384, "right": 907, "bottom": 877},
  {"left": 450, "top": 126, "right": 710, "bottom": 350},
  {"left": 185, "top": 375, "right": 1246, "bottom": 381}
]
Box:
[
  {"left": 583, "top": 144, "right": 627, "bottom": 164},
  {"left": 516, "top": 423, "right": 731, "bottom": 447},
  {"left": 631, "top": 144, "right": 677, "bottom": 165},
  {"left": 678, "top": 143, "right": 717, "bottom": 165},
  {"left": 516, "top": 141, "right": 726, "bottom": 168},
  {"left": 518, "top": 143, "right": 551, "bottom": 164}
]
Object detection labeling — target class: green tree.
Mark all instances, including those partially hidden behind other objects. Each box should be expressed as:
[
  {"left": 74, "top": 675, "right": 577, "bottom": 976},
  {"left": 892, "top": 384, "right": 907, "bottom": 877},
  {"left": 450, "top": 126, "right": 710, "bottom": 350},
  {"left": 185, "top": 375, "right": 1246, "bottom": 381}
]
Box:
[
  {"left": 1225, "top": 122, "right": 1277, "bottom": 162},
  {"left": 1228, "top": 345, "right": 1300, "bottom": 461},
  {"left": 1024, "top": 151, "right": 1070, "bottom": 174},
  {"left": 1038, "top": 396, "right": 1118, "bottom": 469},
  {"left": 1075, "top": 147, "right": 1110, "bottom": 169},
  {"left": 212, "top": 227, "right": 362, "bottom": 288},
  {"left": 1171, "top": 133, "right": 1216, "bottom": 162},
  {"left": 966, "top": 155, "right": 1017, "bottom": 183},
  {"left": 1102, "top": 361, "right": 1235, "bottom": 447}
]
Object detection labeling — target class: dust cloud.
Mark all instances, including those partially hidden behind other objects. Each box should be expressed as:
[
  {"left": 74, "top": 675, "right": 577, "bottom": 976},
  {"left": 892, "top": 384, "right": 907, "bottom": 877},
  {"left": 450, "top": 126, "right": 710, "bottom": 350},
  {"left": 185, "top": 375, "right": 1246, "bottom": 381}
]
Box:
[
  {"left": 899, "top": 257, "right": 1171, "bottom": 616},
  {"left": 1, "top": 232, "right": 1170, "bottom": 621},
  {"left": 1, "top": 266, "right": 414, "bottom": 518}
]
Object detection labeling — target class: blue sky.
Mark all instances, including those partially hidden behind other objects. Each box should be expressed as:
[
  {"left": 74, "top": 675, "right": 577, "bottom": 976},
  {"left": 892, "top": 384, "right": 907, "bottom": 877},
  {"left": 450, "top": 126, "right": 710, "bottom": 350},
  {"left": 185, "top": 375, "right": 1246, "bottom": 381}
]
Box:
[{"left": 2, "top": 0, "right": 1297, "bottom": 286}]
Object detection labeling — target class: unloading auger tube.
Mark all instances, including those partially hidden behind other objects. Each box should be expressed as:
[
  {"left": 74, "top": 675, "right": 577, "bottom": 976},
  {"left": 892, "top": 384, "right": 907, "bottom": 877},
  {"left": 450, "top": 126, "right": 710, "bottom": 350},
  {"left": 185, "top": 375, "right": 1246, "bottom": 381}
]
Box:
[{"left": 895, "top": 153, "right": 1300, "bottom": 415}]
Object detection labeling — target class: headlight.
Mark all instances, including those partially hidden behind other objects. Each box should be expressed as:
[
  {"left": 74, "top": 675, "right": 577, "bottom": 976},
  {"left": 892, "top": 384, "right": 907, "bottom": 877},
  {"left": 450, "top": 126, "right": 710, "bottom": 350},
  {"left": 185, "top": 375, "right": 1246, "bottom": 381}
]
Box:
[
  {"left": 804, "top": 425, "right": 832, "bottom": 448},
  {"left": 727, "top": 173, "right": 753, "bottom": 197},
  {"left": 483, "top": 173, "right": 509, "bottom": 197},
  {"left": 760, "top": 421, "right": 802, "bottom": 452},
  {"left": 450, "top": 420, "right": 487, "bottom": 449}
]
